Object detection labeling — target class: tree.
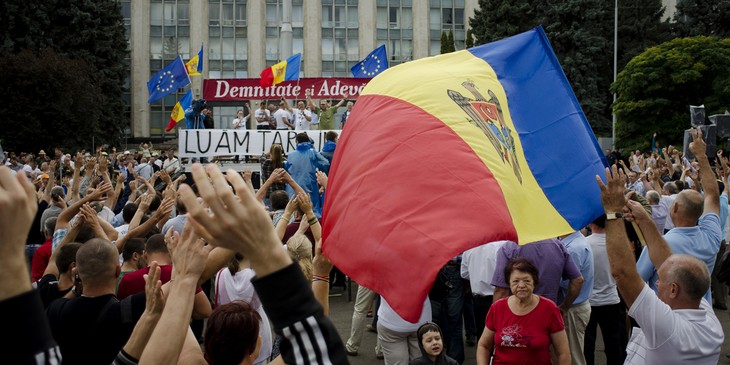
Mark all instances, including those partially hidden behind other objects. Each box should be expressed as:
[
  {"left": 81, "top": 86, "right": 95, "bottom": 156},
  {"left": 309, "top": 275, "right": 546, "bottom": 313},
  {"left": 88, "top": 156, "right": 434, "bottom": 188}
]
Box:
[
  {"left": 466, "top": 29, "right": 474, "bottom": 49},
  {"left": 617, "top": 0, "right": 673, "bottom": 69},
  {"left": 0, "top": 50, "right": 104, "bottom": 152},
  {"left": 542, "top": 0, "right": 614, "bottom": 136},
  {"left": 470, "top": 0, "right": 543, "bottom": 46},
  {"left": 611, "top": 36, "right": 730, "bottom": 150},
  {"left": 469, "top": 0, "right": 671, "bottom": 138},
  {"left": 447, "top": 30, "right": 456, "bottom": 52},
  {"left": 674, "top": 0, "right": 730, "bottom": 38},
  {"left": 0, "top": 0, "right": 128, "bottom": 151},
  {"left": 441, "top": 31, "right": 449, "bottom": 54}
]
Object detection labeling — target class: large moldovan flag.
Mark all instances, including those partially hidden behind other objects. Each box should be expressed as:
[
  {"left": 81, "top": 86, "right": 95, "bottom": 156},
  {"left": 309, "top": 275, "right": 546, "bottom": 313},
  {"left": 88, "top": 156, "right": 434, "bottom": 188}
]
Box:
[{"left": 322, "top": 27, "right": 607, "bottom": 322}]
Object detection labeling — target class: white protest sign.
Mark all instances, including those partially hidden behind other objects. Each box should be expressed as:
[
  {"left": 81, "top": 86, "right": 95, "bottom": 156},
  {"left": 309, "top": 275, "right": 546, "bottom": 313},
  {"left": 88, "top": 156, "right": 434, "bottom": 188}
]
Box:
[{"left": 178, "top": 129, "right": 341, "bottom": 158}]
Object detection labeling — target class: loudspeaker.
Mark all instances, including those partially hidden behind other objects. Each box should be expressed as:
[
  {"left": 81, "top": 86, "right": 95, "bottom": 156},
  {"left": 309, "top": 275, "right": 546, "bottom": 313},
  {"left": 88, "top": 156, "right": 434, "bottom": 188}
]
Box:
[
  {"left": 691, "top": 105, "right": 706, "bottom": 127},
  {"left": 684, "top": 125, "right": 716, "bottom": 160},
  {"left": 710, "top": 114, "right": 730, "bottom": 138}
]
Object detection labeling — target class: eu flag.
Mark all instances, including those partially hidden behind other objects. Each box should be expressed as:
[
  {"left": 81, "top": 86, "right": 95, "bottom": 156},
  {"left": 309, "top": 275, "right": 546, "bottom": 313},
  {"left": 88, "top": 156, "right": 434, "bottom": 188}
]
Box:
[
  {"left": 351, "top": 45, "right": 389, "bottom": 78},
  {"left": 148, "top": 56, "right": 191, "bottom": 103}
]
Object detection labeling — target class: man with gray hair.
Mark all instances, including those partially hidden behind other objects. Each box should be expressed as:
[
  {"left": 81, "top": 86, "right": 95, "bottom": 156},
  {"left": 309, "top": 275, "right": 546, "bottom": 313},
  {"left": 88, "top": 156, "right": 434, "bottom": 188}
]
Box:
[
  {"left": 636, "top": 128, "right": 722, "bottom": 303},
  {"left": 646, "top": 190, "right": 668, "bottom": 232},
  {"left": 660, "top": 181, "right": 679, "bottom": 232},
  {"left": 597, "top": 159, "right": 723, "bottom": 364}
]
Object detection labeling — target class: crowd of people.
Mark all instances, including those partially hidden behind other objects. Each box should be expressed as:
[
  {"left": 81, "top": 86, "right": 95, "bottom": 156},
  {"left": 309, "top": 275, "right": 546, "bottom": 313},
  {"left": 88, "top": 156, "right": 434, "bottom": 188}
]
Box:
[
  {"left": 0, "top": 124, "right": 727, "bottom": 365},
  {"left": 213, "top": 91, "right": 352, "bottom": 132}
]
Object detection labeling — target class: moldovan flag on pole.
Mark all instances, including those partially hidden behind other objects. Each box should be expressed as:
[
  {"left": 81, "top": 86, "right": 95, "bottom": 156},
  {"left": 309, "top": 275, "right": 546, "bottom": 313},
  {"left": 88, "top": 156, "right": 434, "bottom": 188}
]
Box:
[
  {"left": 186, "top": 43, "right": 204, "bottom": 76},
  {"left": 322, "top": 26, "right": 607, "bottom": 322},
  {"left": 259, "top": 53, "right": 301, "bottom": 87},
  {"left": 165, "top": 90, "right": 193, "bottom": 132}
]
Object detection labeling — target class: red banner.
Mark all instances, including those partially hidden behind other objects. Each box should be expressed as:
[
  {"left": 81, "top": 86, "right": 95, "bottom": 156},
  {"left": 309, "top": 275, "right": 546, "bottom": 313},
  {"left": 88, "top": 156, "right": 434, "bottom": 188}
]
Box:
[{"left": 203, "top": 77, "right": 372, "bottom": 102}]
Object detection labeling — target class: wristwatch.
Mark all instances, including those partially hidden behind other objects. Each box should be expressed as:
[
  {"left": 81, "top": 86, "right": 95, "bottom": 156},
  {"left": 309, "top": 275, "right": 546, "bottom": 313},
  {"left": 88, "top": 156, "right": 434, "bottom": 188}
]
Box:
[{"left": 606, "top": 212, "right": 624, "bottom": 220}]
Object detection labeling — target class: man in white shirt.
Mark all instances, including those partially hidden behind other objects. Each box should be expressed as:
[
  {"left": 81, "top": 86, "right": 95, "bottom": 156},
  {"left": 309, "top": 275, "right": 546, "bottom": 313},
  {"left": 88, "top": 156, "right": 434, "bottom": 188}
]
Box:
[
  {"left": 134, "top": 158, "right": 153, "bottom": 180},
  {"left": 461, "top": 240, "right": 508, "bottom": 339},
  {"left": 274, "top": 101, "right": 294, "bottom": 130},
  {"left": 290, "top": 100, "right": 312, "bottom": 130},
  {"left": 584, "top": 215, "right": 626, "bottom": 365},
  {"left": 254, "top": 101, "right": 271, "bottom": 130},
  {"left": 232, "top": 107, "right": 249, "bottom": 130},
  {"left": 599, "top": 129, "right": 723, "bottom": 365}
]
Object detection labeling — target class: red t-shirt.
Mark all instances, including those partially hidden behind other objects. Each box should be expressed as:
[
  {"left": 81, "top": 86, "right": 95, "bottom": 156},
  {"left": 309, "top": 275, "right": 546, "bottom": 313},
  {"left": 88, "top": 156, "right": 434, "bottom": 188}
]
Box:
[
  {"left": 31, "top": 239, "right": 53, "bottom": 283},
  {"left": 117, "top": 264, "right": 202, "bottom": 299},
  {"left": 485, "top": 296, "right": 564, "bottom": 364},
  {"left": 117, "top": 264, "right": 173, "bottom": 299}
]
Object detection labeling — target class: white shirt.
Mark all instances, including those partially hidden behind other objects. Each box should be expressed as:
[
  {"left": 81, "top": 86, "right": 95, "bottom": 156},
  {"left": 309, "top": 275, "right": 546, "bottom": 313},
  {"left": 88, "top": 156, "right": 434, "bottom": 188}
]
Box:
[
  {"left": 98, "top": 206, "right": 115, "bottom": 224},
  {"left": 378, "top": 297, "right": 431, "bottom": 333},
  {"left": 461, "top": 240, "right": 508, "bottom": 296},
  {"left": 134, "top": 163, "right": 153, "bottom": 180},
  {"left": 586, "top": 233, "right": 619, "bottom": 306},
  {"left": 274, "top": 109, "right": 290, "bottom": 130},
  {"left": 292, "top": 108, "right": 312, "bottom": 130},
  {"left": 310, "top": 110, "right": 320, "bottom": 125},
  {"left": 115, "top": 224, "right": 130, "bottom": 239},
  {"left": 625, "top": 284, "right": 722, "bottom": 364},
  {"left": 660, "top": 194, "right": 677, "bottom": 230},
  {"left": 163, "top": 157, "right": 181, "bottom": 174},
  {"left": 254, "top": 109, "right": 270, "bottom": 127},
  {"left": 232, "top": 116, "right": 248, "bottom": 130}
]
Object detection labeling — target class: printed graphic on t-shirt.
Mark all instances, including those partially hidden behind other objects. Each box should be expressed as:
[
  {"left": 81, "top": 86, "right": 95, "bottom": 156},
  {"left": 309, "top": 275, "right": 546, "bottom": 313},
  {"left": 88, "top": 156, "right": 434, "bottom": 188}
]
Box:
[{"left": 500, "top": 324, "right": 530, "bottom": 348}]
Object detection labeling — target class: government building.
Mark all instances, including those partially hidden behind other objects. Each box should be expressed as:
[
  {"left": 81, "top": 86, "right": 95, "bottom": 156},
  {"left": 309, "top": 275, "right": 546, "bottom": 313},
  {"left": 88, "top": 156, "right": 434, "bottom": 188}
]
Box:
[{"left": 120, "top": 0, "right": 678, "bottom": 139}]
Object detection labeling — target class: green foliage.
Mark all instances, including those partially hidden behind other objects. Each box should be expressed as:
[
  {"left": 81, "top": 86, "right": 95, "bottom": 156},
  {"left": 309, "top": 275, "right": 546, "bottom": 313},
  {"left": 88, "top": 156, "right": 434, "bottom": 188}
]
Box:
[
  {"left": 617, "top": 0, "right": 673, "bottom": 68},
  {"left": 469, "top": 0, "right": 671, "bottom": 138},
  {"left": 674, "top": 0, "right": 730, "bottom": 38},
  {"left": 0, "top": 50, "right": 103, "bottom": 152},
  {"left": 441, "top": 31, "right": 449, "bottom": 54},
  {"left": 611, "top": 36, "right": 730, "bottom": 150},
  {"left": 466, "top": 29, "right": 474, "bottom": 49},
  {"left": 447, "top": 30, "right": 456, "bottom": 52},
  {"left": 0, "top": 0, "right": 128, "bottom": 151},
  {"left": 470, "top": 0, "right": 542, "bottom": 46}
]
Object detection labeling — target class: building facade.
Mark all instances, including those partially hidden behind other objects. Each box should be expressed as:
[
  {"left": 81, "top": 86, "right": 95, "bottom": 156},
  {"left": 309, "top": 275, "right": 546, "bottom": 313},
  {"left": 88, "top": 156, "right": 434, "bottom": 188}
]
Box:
[
  {"left": 120, "top": 0, "right": 478, "bottom": 138},
  {"left": 120, "top": 0, "right": 679, "bottom": 138}
]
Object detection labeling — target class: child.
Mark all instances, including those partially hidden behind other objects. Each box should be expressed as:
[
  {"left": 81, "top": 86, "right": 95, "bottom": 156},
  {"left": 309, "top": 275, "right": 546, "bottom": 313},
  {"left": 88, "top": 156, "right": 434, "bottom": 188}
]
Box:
[{"left": 410, "top": 322, "right": 459, "bottom": 365}]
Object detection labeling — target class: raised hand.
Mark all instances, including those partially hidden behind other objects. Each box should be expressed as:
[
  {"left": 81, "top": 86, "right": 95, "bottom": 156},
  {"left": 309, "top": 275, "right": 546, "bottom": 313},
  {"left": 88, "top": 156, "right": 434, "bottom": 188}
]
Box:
[
  {"left": 689, "top": 127, "right": 707, "bottom": 158},
  {"left": 177, "top": 164, "right": 289, "bottom": 276},
  {"left": 143, "top": 261, "right": 165, "bottom": 316},
  {"left": 168, "top": 221, "right": 212, "bottom": 282},
  {"left": 316, "top": 170, "right": 328, "bottom": 189},
  {"left": 595, "top": 165, "right": 627, "bottom": 214},
  {"left": 89, "top": 182, "right": 113, "bottom": 201},
  {"left": 298, "top": 192, "right": 313, "bottom": 214}
]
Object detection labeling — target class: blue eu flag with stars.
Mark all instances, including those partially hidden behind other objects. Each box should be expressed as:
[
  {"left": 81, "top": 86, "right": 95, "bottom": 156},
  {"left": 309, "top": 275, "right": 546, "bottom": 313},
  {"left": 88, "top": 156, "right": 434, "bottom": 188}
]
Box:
[
  {"left": 351, "top": 45, "right": 389, "bottom": 78},
  {"left": 147, "top": 56, "right": 191, "bottom": 103}
]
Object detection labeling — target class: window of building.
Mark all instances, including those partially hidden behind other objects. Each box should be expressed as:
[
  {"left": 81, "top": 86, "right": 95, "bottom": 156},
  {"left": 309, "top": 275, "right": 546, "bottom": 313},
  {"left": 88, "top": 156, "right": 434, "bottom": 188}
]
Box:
[
  {"left": 209, "top": 0, "right": 248, "bottom": 89},
  {"left": 322, "top": 0, "right": 359, "bottom": 76},
  {"left": 376, "top": 0, "right": 413, "bottom": 66},
  {"left": 265, "top": 0, "right": 304, "bottom": 67},
  {"left": 429, "top": 0, "right": 466, "bottom": 56},
  {"left": 149, "top": 0, "right": 191, "bottom": 136}
]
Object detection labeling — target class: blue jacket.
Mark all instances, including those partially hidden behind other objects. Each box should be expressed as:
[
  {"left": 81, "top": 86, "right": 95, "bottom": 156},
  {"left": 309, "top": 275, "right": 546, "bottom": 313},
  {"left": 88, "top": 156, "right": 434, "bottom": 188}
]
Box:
[
  {"left": 321, "top": 141, "right": 337, "bottom": 163},
  {"left": 284, "top": 143, "right": 330, "bottom": 217}
]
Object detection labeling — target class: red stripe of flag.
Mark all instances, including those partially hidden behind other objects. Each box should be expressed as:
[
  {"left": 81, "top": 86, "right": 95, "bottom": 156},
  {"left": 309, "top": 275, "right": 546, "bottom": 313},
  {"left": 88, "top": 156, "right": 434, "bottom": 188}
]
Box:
[{"left": 322, "top": 95, "right": 517, "bottom": 322}]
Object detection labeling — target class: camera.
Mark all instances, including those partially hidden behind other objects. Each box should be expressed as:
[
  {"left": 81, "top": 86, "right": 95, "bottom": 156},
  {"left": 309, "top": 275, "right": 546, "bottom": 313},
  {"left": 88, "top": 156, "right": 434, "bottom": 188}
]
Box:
[{"left": 191, "top": 99, "right": 208, "bottom": 114}]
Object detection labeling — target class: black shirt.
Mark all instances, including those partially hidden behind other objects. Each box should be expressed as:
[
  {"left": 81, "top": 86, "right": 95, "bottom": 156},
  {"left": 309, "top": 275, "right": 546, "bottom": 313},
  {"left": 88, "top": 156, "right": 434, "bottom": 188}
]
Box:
[
  {"left": 36, "top": 274, "right": 71, "bottom": 309},
  {"left": 46, "top": 293, "right": 145, "bottom": 364}
]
